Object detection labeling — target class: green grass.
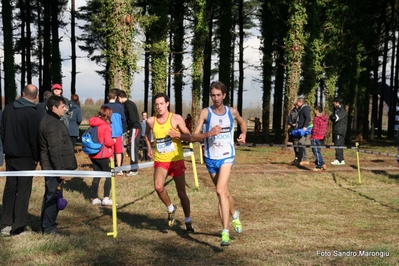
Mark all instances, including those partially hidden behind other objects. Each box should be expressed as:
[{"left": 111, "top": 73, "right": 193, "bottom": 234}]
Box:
[{"left": 0, "top": 145, "right": 399, "bottom": 265}]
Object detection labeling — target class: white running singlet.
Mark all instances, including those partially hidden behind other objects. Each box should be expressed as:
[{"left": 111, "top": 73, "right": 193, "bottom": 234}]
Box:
[{"left": 204, "top": 106, "right": 235, "bottom": 159}]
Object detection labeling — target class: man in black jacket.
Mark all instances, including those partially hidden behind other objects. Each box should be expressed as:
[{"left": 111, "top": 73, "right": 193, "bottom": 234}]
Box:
[
  {"left": 295, "top": 96, "right": 311, "bottom": 165},
  {"left": 0, "top": 84, "right": 39, "bottom": 236},
  {"left": 39, "top": 96, "right": 77, "bottom": 234},
  {"left": 118, "top": 90, "right": 141, "bottom": 176},
  {"left": 330, "top": 96, "right": 348, "bottom": 165}
]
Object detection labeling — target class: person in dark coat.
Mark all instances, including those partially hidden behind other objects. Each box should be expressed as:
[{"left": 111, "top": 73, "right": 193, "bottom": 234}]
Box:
[
  {"left": 0, "top": 84, "right": 40, "bottom": 236},
  {"left": 51, "top": 83, "right": 73, "bottom": 128},
  {"left": 37, "top": 90, "right": 52, "bottom": 121},
  {"left": 117, "top": 90, "right": 141, "bottom": 176},
  {"left": 39, "top": 96, "right": 77, "bottom": 234},
  {"left": 68, "top": 94, "right": 83, "bottom": 147},
  {"left": 295, "top": 96, "right": 311, "bottom": 165},
  {"left": 330, "top": 96, "right": 348, "bottom": 165},
  {"left": 287, "top": 103, "right": 299, "bottom": 163}
]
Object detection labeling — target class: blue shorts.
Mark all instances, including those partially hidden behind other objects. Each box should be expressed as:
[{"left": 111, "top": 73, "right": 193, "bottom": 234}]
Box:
[{"left": 204, "top": 156, "right": 235, "bottom": 174}]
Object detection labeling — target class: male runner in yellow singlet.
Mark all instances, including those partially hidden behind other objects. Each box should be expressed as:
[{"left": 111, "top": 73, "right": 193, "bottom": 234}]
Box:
[{"left": 144, "top": 92, "right": 195, "bottom": 232}]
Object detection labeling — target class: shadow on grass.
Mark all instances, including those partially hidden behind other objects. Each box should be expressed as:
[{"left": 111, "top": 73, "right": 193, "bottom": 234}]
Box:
[
  {"left": 116, "top": 210, "right": 223, "bottom": 252},
  {"left": 0, "top": 204, "right": 42, "bottom": 233},
  {"left": 271, "top": 161, "right": 290, "bottom": 165},
  {"left": 64, "top": 177, "right": 92, "bottom": 200},
  {"left": 370, "top": 159, "right": 386, "bottom": 163},
  {"left": 370, "top": 170, "right": 399, "bottom": 180},
  {"left": 78, "top": 178, "right": 224, "bottom": 253},
  {"left": 332, "top": 173, "right": 399, "bottom": 212}
]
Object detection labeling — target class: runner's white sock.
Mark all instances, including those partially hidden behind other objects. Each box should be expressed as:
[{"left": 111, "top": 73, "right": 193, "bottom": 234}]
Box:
[{"left": 167, "top": 204, "right": 174, "bottom": 213}]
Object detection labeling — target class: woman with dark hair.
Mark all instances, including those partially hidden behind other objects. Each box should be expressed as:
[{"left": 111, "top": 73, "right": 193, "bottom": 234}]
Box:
[
  {"left": 68, "top": 94, "right": 82, "bottom": 147},
  {"left": 88, "top": 106, "right": 116, "bottom": 206}
]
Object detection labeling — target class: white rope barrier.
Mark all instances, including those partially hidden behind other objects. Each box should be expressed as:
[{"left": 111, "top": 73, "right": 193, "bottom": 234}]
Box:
[
  {"left": 0, "top": 150, "right": 195, "bottom": 178},
  {"left": 0, "top": 170, "right": 110, "bottom": 178}
]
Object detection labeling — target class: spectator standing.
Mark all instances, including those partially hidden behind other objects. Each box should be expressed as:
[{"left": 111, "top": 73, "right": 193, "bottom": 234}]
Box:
[
  {"left": 310, "top": 106, "right": 328, "bottom": 171},
  {"left": 68, "top": 94, "right": 83, "bottom": 147},
  {"left": 330, "top": 96, "right": 348, "bottom": 165},
  {"left": 254, "top": 117, "right": 260, "bottom": 135},
  {"left": 38, "top": 90, "right": 53, "bottom": 121},
  {"left": 102, "top": 89, "right": 126, "bottom": 176},
  {"left": 295, "top": 96, "right": 311, "bottom": 165},
  {"left": 0, "top": 84, "right": 40, "bottom": 236},
  {"left": 117, "top": 90, "right": 141, "bottom": 176},
  {"left": 51, "top": 83, "right": 73, "bottom": 128},
  {"left": 39, "top": 96, "right": 77, "bottom": 234},
  {"left": 140, "top": 111, "right": 152, "bottom": 161},
  {"left": 287, "top": 103, "right": 299, "bottom": 163},
  {"left": 89, "top": 107, "right": 116, "bottom": 206}
]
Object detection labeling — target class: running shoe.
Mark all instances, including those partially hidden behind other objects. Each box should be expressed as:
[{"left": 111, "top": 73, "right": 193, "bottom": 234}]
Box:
[
  {"left": 185, "top": 222, "right": 195, "bottom": 233},
  {"left": 126, "top": 171, "right": 138, "bottom": 177},
  {"left": 220, "top": 231, "right": 230, "bottom": 246},
  {"left": 117, "top": 171, "right": 124, "bottom": 176},
  {"left": 92, "top": 198, "right": 101, "bottom": 205},
  {"left": 1, "top": 226, "right": 12, "bottom": 236},
  {"left": 101, "top": 198, "right": 112, "bottom": 206},
  {"left": 168, "top": 205, "right": 176, "bottom": 227},
  {"left": 232, "top": 210, "right": 242, "bottom": 234},
  {"left": 331, "top": 160, "right": 345, "bottom": 165}
]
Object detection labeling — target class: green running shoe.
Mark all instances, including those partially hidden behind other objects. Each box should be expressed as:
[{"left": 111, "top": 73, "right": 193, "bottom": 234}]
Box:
[
  {"left": 220, "top": 231, "right": 230, "bottom": 246},
  {"left": 168, "top": 205, "right": 176, "bottom": 227},
  {"left": 232, "top": 210, "right": 242, "bottom": 234}
]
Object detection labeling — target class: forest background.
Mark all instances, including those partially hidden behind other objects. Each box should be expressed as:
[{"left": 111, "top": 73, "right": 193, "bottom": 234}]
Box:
[{"left": 0, "top": 0, "right": 398, "bottom": 143}]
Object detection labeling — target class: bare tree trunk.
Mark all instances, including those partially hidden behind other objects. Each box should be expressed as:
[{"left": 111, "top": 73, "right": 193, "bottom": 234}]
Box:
[
  {"left": 26, "top": 0, "right": 32, "bottom": 84},
  {"left": 2, "top": 0, "right": 17, "bottom": 104},
  {"left": 19, "top": 0, "right": 26, "bottom": 93},
  {"left": 172, "top": 0, "right": 185, "bottom": 115},
  {"left": 51, "top": 0, "right": 62, "bottom": 85},
  {"left": 43, "top": 0, "right": 51, "bottom": 90},
  {"left": 219, "top": 0, "right": 232, "bottom": 105},
  {"left": 145, "top": 35, "right": 150, "bottom": 113},
  {"left": 230, "top": 36, "right": 235, "bottom": 107},
  {"left": 237, "top": 0, "right": 244, "bottom": 136},
  {"left": 378, "top": 9, "right": 391, "bottom": 138},
  {"left": 192, "top": 0, "right": 208, "bottom": 127},
  {"left": 202, "top": 0, "right": 213, "bottom": 109},
  {"left": 387, "top": 3, "right": 397, "bottom": 138},
  {"left": 71, "top": 0, "right": 77, "bottom": 95}
]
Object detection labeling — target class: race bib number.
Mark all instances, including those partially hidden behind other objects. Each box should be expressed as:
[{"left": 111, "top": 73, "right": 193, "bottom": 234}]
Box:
[
  {"left": 156, "top": 136, "right": 176, "bottom": 154},
  {"left": 212, "top": 127, "right": 231, "bottom": 146}
]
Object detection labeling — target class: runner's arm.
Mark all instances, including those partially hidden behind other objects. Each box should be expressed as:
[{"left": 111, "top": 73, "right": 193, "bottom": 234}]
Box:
[{"left": 230, "top": 107, "right": 247, "bottom": 144}]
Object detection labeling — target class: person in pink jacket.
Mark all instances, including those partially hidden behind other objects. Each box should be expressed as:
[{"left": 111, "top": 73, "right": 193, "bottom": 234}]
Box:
[{"left": 89, "top": 106, "right": 116, "bottom": 206}]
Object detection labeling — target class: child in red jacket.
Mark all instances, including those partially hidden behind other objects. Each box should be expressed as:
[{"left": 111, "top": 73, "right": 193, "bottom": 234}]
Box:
[
  {"left": 89, "top": 106, "right": 116, "bottom": 206},
  {"left": 310, "top": 106, "right": 328, "bottom": 171}
]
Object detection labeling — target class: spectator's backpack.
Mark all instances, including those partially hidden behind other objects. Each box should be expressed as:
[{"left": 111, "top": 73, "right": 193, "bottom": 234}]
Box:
[{"left": 81, "top": 126, "right": 103, "bottom": 155}]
